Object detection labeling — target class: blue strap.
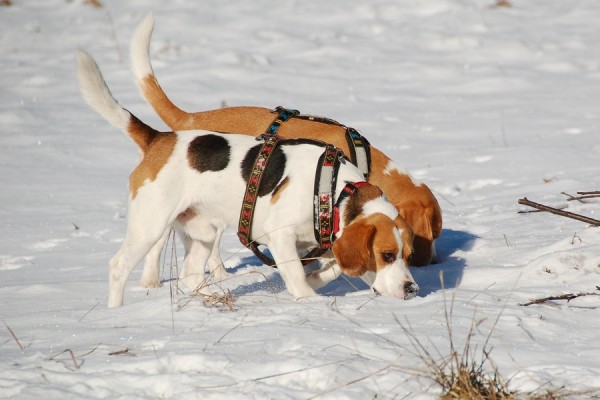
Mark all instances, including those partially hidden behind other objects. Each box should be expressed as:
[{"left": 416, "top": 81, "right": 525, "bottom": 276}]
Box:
[{"left": 265, "top": 106, "right": 300, "bottom": 136}]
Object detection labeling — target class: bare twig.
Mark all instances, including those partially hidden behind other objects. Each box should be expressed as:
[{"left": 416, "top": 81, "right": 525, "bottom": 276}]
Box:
[
  {"left": 520, "top": 290, "right": 600, "bottom": 306},
  {"left": 517, "top": 197, "right": 600, "bottom": 226},
  {"left": 2, "top": 319, "right": 23, "bottom": 350},
  {"left": 562, "top": 191, "right": 600, "bottom": 202},
  {"left": 578, "top": 191, "right": 600, "bottom": 196},
  {"left": 108, "top": 348, "right": 135, "bottom": 356}
]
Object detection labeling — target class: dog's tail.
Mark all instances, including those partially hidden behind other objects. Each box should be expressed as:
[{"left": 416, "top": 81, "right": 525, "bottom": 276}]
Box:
[
  {"left": 130, "top": 14, "right": 192, "bottom": 130},
  {"left": 76, "top": 50, "right": 160, "bottom": 155}
]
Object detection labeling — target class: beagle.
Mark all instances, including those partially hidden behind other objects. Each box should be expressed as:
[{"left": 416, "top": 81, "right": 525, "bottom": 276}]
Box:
[
  {"left": 129, "top": 15, "right": 443, "bottom": 268},
  {"left": 76, "top": 51, "right": 419, "bottom": 307}
]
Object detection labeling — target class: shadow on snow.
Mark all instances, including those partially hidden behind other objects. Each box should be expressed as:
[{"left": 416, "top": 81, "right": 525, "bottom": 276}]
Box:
[
  {"left": 228, "top": 228, "right": 477, "bottom": 298},
  {"left": 411, "top": 228, "right": 478, "bottom": 297}
]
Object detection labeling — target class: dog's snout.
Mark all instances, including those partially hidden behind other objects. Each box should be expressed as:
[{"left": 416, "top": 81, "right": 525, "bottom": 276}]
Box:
[{"left": 403, "top": 282, "right": 419, "bottom": 300}]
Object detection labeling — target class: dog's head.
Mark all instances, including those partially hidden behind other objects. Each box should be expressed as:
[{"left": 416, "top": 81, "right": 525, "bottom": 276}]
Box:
[{"left": 333, "top": 212, "right": 418, "bottom": 299}]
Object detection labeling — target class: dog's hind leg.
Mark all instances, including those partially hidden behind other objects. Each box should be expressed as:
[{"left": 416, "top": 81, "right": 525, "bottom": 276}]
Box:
[
  {"left": 139, "top": 228, "right": 171, "bottom": 288},
  {"left": 108, "top": 201, "right": 173, "bottom": 308}
]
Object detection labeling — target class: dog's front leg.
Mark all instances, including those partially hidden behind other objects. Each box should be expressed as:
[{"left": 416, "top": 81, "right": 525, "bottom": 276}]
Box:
[
  {"left": 306, "top": 257, "right": 342, "bottom": 290},
  {"left": 179, "top": 239, "right": 214, "bottom": 294},
  {"left": 206, "top": 224, "right": 230, "bottom": 280},
  {"left": 268, "top": 236, "right": 317, "bottom": 299}
]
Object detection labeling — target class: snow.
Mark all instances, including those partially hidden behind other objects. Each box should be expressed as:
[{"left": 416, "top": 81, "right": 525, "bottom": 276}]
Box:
[{"left": 1, "top": 0, "right": 599, "bottom": 398}]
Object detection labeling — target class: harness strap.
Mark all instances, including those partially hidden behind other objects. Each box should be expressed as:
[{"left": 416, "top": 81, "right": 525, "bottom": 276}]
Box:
[
  {"left": 237, "top": 134, "right": 281, "bottom": 254},
  {"left": 344, "top": 128, "right": 371, "bottom": 179},
  {"left": 265, "top": 106, "right": 300, "bottom": 136},
  {"left": 272, "top": 106, "right": 371, "bottom": 178},
  {"left": 237, "top": 136, "right": 341, "bottom": 267},
  {"left": 313, "top": 145, "right": 342, "bottom": 249}
]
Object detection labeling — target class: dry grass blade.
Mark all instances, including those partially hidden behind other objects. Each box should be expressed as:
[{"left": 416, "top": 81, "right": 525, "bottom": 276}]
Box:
[
  {"left": 2, "top": 319, "right": 24, "bottom": 351},
  {"left": 398, "top": 274, "right": 518, "bottom": 400},
  {"left": 49, "top": 349, "right": 80, "bottom": 370},
  {"left": 203, "top": 289, "right": 236, "bottom": 311}
]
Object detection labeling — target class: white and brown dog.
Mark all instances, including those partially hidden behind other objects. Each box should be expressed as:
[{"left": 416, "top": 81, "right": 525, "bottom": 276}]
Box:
[
  {"left": 130, "top": 15, "right": 443, "bottom": 268},
  {"left": 76, "top": 51, "right": 419, "bottom": 307}
]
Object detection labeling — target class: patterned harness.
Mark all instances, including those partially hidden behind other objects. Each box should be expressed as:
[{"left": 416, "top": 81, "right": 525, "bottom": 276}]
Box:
[{"left": 237, "top": 107, "right": 372, "bottom": 267}]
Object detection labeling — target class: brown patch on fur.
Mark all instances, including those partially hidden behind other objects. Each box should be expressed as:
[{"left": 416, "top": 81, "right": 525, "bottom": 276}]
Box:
[
  {"left": 270, "top": 177, "right": 290, "bottom": 204},
  {"left": 342, "top": 184, "right": 384, "bottom": 226},
  {"left": 139, "top": 68, "right": 443, "bottom": 265},
  {"left": 129, "top": 132, "right": 177, "bottom": 199},
  {"left": 176, "top": 208, "right": 197, "bottom": 224}
]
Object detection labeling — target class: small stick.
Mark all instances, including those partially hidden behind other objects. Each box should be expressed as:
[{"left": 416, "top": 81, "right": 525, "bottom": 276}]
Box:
[
  {"left": 577, "top": 191, "right": 600, "bottom": 196},
  {"left": 108, "top": 348, "right": 134, "bottom": 356},
  {"left": 520, "top": 291, "right": 600, "bottom": 306},
  {"left": 517, "top": 198, "right": 600, "bottom": 226},
  {"left": 562, "top": 192, "right": 600, "bottom": 202}
]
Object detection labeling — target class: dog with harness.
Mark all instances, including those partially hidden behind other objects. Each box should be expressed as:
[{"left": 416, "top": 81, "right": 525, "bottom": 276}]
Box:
[
  {"left": 76, "top": 51, "right": 419, "bottom": 307},
  {"left": 129, "top": 15, "right": 443, "bottom": 271}
]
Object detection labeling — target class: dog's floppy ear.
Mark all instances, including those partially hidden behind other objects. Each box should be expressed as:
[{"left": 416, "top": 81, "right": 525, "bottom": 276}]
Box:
[{"left": 333, "top": 219, "right": 375, "bottom": 277}]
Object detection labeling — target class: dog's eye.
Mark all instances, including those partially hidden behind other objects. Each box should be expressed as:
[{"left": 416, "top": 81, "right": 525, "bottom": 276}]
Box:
[
  {"left": 381, "top": 252, "right": 396, "bottom": 264},
  {"left": 407, "top": 253, "right": 414, "bottom": 265}
]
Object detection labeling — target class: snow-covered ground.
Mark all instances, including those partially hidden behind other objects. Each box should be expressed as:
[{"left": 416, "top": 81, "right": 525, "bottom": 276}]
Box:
[{"left": 1, "top": 0, "right": 599, "bottom": 398}]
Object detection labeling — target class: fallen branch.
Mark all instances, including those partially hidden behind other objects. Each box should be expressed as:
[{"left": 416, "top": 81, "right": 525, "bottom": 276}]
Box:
[
  {"left": 517, "top": 198, "right": 600, "bottom": 226},
  {"left": 520, "top": 288, "right": 600, "bottom": 306},
  {"left": 562, "top": 191, "right": 600, "bottom": 202},
  {"left": 578, "top": 191, "right": 600, "bottom": 196}
]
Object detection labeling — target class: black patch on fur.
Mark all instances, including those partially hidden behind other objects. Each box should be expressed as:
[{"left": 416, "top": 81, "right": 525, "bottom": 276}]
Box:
[
  {"left": 241, "top": 144, "right": 286, "bottom": 197},
  {"left": 187, "top": 135, "right": 230, "bottom": 173}
]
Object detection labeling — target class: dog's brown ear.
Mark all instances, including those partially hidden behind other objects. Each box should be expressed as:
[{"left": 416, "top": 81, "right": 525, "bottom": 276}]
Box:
[{"left": 333, "top": 220, "right": 375, "bottom": 277}]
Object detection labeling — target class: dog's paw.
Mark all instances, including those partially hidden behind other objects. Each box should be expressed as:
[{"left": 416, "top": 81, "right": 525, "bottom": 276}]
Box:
[
  {"left": 140, "top": 278, "right": 162, "bottom": 288},
  {"left": 306, "top": 271, "right": 324, "bottom": 290},
  {"left": 210, "top": 267, "right": 232, "bottom": 281}
]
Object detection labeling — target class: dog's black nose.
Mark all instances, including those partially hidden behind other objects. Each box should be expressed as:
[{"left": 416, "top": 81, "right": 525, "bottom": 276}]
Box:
[{"left": 404, "top": 282, "right": 419, "bottom": 300}]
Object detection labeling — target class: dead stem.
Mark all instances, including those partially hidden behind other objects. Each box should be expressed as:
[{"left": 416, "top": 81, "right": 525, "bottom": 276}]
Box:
[{"left": 2, "top": 319, "right": 23, "bottom": 351}]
